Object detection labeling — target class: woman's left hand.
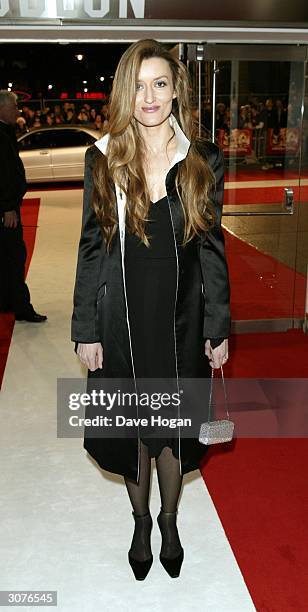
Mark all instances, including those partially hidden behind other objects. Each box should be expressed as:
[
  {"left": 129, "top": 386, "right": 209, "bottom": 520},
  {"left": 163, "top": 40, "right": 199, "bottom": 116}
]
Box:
[{"left": 205, "top": 339, "right": 229, "bottom": 369}]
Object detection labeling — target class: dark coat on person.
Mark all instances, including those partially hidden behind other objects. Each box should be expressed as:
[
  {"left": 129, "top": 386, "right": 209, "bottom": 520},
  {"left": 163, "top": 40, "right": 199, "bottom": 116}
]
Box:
[
  {"left": 0, "top": 120, "right": 27, "bottom": 216},
  {"left": 0, "top": 120, "right": 31, "bottom": 315},
  {"left": 71, "top": 115, "right": 231, "bottom": 483}
]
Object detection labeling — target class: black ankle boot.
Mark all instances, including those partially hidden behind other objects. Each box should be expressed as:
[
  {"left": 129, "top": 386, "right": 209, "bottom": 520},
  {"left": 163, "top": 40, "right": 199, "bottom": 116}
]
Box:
[
  {"left": 128, "top": 511, "right": 153, "bottom": 580},
  {"left": 157, "top": 508, "right": 184, "bottom": 578}
]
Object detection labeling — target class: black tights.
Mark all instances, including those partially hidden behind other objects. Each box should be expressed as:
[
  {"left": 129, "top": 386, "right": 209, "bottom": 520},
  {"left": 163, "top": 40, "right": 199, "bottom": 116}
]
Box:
[
  {"left": 124, "top": 441, "right": 183, "bottom": 561},
  {"left": 124, "top": 440, "right": 183, "bottom": 515}
]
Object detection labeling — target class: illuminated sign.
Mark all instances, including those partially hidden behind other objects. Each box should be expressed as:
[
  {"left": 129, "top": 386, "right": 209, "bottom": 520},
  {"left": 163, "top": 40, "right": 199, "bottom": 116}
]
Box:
[
  {"left": 0, "top": 0, "right": 145, "bottom": 19},
  {"left": 0, "top": 0, "right": 308, "bottom": 21},
  {"left": 76, "top": 92, "right": 108, "bottom": 99},
  {"left": 59, "top": 92, "right": 108, "bottom": 99}
]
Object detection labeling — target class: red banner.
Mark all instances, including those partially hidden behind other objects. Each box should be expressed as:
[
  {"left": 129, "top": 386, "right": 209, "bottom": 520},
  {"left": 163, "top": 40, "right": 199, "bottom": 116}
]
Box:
[
  {"left": 217, "top": 129, "right": 253, "bottom": 155},
  {"left": 266, "top": 128, "right": 300, "bottom": 155}
]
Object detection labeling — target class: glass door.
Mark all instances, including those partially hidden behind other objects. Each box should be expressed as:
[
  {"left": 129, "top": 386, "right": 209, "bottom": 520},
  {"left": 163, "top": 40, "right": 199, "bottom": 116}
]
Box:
[{"left": 187, "top": 44, "right": 307, "bottom": 332}]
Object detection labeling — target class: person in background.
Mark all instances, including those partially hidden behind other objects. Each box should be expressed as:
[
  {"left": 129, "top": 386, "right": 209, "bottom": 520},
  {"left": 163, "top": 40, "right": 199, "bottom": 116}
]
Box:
[
  {"left": 0, "top": 90, "right": 47, "bottom": 323},
  {"left": 64, "top": 108, "right": 77, "bottom": 124},
  {"left": 15, "top": 116, "right": 28, "bottom": 136},
  {"left": 21, "top": 106, "right": 35, "bottom": 129},
  {"left": 93, "top": 114, "right": 103, "bottom": 133},
  {"left": 31, "top": 112, "right": 42, "bottom": 129},
  {"left": 89, "top": 108, "right": 97, "bottom": 123},
  {"left": 54, "top": 104, "right": 64, "bottom": 124},
  {"left": 100, "top": 103, "right": 109, "bottom": 131},
  {"left": 77, "top": 108, "right": 90, "bottom": 124},
  {"left": 45, "top": 113, "right": 55, "bottom": 126},
  {"left": 215, "top": 101, "right": 227, "bottom": 129}
]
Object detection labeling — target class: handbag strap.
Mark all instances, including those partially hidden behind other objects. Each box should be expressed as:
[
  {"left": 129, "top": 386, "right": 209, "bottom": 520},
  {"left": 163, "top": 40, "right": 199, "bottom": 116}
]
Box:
[{"left": 208, "top": 365, "right": 230, "bottom": 423}]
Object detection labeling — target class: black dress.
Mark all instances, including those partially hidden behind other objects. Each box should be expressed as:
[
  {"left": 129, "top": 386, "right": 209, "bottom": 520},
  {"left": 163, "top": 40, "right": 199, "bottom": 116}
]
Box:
[{"left": 124, "top": 194, "right": 180, "bottom": 459}]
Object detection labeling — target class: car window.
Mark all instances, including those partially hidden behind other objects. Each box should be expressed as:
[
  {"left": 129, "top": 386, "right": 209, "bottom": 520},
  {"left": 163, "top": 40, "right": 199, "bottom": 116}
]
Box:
[
  {"left": 18, "top": 131, "right": 54, "bottom": 150},
  {"left": 18, "top": 129, "right": 96, "bottom": 151},
  {"left": 51, "top": 129, "right": 96, "bottom": 148}
]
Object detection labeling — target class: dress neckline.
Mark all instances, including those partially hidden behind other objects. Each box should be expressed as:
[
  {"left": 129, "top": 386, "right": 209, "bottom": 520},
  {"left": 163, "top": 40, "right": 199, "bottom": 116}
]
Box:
[{"left": 150, "top": 194, "right": 168, "bottom": 205}]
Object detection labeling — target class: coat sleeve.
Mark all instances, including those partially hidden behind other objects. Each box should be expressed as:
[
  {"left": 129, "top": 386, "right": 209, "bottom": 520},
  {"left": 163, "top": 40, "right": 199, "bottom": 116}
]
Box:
[
  {"left": 199, "top": 144, "right": 231, "bottom": 340},
  {"left": 71, "top": 146, "right": 105, "bottom": 344}
]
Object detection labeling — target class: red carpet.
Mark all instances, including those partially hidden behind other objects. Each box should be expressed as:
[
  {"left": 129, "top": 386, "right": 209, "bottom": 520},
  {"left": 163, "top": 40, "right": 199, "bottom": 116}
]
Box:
[
  {"left": 0, "top": 198, "right": 40, "bottom": 388},
  {"left": 224, "top": 329, "right": 308, "bottom": 379},
  {"left": 225, "top": 168, "right": 308, "bottom": 182},
  {"left": 225, "top": 229, "right": 306, "bottom": 320},
  {"left": 202, "top": 439, "right": 308, "bottom": 612},
  {"left": 201, "top": 330, "right": 308, "bottom": 612},
  {"left": 225, "top": 185, "right": 308, "bottom": 205}
]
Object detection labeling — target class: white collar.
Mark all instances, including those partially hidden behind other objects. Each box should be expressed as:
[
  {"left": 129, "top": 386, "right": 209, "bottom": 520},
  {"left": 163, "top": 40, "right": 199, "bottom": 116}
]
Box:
[{"left": 94, "top": 113, "right": 190, "bottom": 170}]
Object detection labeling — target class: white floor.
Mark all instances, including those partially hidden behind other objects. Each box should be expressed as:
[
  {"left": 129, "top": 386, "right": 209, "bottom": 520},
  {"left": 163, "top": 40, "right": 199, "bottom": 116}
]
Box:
[{"left": 0, "top": 189, "right": 256, "bottom": 611}]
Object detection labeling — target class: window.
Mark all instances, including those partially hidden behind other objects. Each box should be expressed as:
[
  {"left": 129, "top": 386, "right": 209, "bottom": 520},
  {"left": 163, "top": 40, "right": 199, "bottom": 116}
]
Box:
[
  {"left": 18, "top": 131, "right": 54, "bottom": 150},
  {"left": 18, "top": 128, "right": 96, "bottom": 150},
  {"left": 51, "top": 129, "right": 96, "bottom": 148}
]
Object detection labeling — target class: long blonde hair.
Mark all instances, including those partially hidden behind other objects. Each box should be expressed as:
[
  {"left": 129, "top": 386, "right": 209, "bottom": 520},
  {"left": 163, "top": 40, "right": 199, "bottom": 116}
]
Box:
[{"left": 92, "top": 39, "right": 216, "bottom": 251}]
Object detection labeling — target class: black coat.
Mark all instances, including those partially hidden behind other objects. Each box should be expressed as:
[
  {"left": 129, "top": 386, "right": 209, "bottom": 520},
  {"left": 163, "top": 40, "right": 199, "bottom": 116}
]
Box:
[
  {"left": 0, "top": 121, "right": 27, "bottom": 216},
  {"left": 72, "top": 134, "right": 231, "bottom": 483}
]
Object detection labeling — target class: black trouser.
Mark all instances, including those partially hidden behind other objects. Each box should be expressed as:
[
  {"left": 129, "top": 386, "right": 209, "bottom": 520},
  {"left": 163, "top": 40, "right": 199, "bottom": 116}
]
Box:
[{"left": 0, "top": 215, "right": 32, "bottom": 315}]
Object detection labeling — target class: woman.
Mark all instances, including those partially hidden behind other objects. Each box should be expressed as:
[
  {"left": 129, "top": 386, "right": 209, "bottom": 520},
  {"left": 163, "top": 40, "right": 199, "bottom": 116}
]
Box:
[{"left": 71, "top": 39, "right": 230, "bottom": 581}]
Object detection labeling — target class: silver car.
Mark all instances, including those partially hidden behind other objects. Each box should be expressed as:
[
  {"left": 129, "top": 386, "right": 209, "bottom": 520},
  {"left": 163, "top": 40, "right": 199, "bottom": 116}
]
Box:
[{"left": 18, "top": 125, "right": 98, "bottom": 182}]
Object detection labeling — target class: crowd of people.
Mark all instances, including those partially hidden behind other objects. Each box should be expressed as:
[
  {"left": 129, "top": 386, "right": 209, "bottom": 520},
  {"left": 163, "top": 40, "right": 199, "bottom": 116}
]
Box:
[
  {"left": 15, "top": 101, "right": 110, "bottom": 135},
  {"left": 200, "top": 96, "right": 299, "bottom": 133},
  {"left": 14, "top": 95, "right": 301, "bottom": 168},
  {"left": 15, "top": 96, "right": 299, "bottom": 137}
]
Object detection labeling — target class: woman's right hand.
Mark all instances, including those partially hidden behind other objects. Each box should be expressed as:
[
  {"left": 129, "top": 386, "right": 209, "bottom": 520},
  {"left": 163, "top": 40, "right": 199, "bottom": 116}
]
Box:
[{"left": 76, "top": 342, "right": 103, "bottom": 371}]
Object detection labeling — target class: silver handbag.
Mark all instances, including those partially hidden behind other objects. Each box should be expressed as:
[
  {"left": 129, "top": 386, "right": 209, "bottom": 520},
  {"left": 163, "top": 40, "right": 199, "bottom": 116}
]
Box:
[{"left": 199, "top": 366, "right": 234, "bottom": 445}]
